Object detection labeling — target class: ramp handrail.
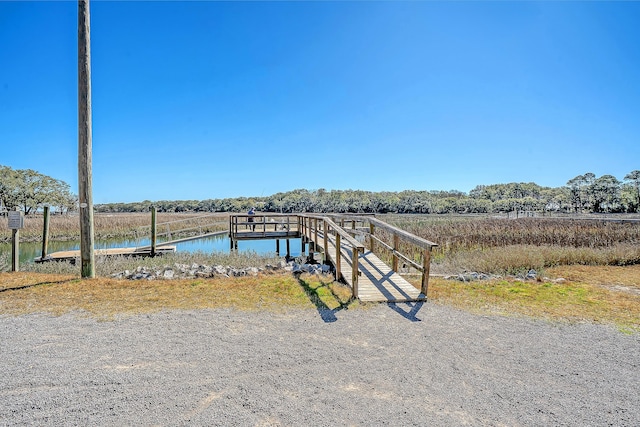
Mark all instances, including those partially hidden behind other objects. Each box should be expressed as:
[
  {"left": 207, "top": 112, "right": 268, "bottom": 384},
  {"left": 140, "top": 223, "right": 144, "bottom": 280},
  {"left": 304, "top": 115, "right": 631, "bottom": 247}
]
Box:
[
  {"left": 300, "top": 214, "right": 365, "bottom": 298},
  {"left": 315, "top": 214, "right": 438, "bottom": 296}
]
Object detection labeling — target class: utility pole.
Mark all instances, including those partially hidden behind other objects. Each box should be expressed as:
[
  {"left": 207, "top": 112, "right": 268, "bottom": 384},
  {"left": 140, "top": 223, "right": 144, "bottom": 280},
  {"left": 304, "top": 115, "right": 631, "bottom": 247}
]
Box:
[{"left": 78, "top": 0, "right": 95, "bottom": 278}]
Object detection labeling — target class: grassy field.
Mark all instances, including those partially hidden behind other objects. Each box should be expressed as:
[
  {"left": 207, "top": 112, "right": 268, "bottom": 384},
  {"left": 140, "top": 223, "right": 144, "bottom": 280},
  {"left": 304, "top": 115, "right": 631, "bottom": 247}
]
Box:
[
  {"left": 1, "top": 213, "right": 639, "bottom": 330},
  {"left": 1, "top": 267, "right": 638, "bottom": 331},
  {"left": 381, "top": 214, "right": 640, "bottom": 275}
]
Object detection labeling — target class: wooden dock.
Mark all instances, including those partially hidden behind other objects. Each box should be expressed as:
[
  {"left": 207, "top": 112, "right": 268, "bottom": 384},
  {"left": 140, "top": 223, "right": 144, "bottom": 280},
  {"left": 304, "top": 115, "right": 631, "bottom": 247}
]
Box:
[
  {"left": 36, "top": 246, "right": 176, "bottom": 263},
  {"left": 228, "top": 213, "right": 437, "bottom": 303},
  {"left": 312, "top": 233, "right": 425, "bottom": 302}
]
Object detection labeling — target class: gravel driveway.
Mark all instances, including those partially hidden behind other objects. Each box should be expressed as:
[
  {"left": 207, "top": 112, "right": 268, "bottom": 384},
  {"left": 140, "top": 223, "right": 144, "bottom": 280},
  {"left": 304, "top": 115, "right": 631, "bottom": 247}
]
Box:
[{"left": 1, "top": 303, "right": 638, "bottom": 426}]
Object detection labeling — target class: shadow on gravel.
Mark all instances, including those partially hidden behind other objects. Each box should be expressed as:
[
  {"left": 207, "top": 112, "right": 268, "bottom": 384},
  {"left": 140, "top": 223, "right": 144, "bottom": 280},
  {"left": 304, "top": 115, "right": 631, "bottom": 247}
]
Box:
[
  {"left": 296, "top": 277, "right": 352, "bottom": 323},
  {"left": 387, "top": 301, "right": 424, "bottom": 322},
  {"left": 0, "top": 279, "right": 76, "bottom": 293}
]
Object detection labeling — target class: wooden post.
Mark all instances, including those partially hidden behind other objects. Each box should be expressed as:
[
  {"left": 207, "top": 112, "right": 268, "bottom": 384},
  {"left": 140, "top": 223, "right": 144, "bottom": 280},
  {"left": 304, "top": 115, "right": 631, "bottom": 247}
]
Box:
[
  {"left": 392, "top": 233, "right": 399, "bottom": 272},
  {"left": 78, "top": 0, "right": 95, "bottom": 278},
  {"left": 11, "top": 228, "right": 19, "bottom": 272},
  {"left": 335, "top": 233, "right": 341, "bottom": 281},
  {"left": 286, "top": 239, "right": 290, "bottom": 258},
  {"left": 351, "top": 247, "right": 359, "bottom": 299},
  {"left": 314, "top": 218, "right": 318, "bottom": 248},
  {"left": 276, "top": 239, "right": 280, "bottom": 255},
  {"left": 41, "top": 206, "right": 50, "bottom": 260},
  {"left": 150, "top": 206, "right": 157, "bottom": 256},
  {"left": 323, "top": 220, "right": 328, "bottom": 264},
  {"left": 369, "top": 223, "right": 375, "bottom": 253},
  {"left": 421, "top": 247, "right": 432, "bottom": 296}
]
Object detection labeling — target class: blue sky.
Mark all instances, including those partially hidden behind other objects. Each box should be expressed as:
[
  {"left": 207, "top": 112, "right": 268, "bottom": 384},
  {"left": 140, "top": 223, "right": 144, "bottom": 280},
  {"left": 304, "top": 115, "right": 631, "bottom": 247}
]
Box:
[{"left": 1, "top": 1, "right": 639, "bottom": 204}]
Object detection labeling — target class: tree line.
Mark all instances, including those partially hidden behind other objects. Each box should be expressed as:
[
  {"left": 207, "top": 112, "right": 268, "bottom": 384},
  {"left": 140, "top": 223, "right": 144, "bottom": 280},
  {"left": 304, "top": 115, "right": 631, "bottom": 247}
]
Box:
[
  {"left": 96, "top": 171, "right": 640, "bottom": 215},
  {"left": 2, "top": 164, "right": 638, "bottom": 215}
]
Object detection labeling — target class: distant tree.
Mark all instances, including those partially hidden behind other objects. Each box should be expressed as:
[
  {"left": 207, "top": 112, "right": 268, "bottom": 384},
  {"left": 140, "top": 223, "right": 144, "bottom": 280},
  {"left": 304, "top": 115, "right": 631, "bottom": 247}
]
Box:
[
  {"left": 624, "top": 170, "right": 640, "bottom": 212},
  {"left": 566, "top": 175, "right": 586, "bottom": 212},
  {"left": 0, "top": 166, "right": 75, "bottom": 214},
  {"left": 590, "top": 175, "right": 621, "bottom": 212},
  {"left": 0, "top": 165, "right": 20, "bottom": 211}
]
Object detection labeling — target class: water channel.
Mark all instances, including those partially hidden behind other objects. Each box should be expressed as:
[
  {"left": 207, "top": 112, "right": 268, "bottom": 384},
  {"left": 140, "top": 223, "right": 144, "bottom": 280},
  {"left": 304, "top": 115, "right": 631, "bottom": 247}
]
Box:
[{"left": 1, "top": 234, "right": 303, "bottom": 265}]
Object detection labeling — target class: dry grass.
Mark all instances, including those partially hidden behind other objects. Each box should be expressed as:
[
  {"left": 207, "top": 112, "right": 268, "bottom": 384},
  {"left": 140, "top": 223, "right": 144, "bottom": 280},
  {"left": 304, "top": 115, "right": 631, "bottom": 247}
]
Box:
[
  {"left": 384, "top": 215, "right": 640, "bottom": 251},
  {"left": 0, "top": 272, "right": 314, "bottom": 319},
  {"left": 545, "top": 264, "right": 640, "bottom": 289},
  {"left": 2, "top": 265, "right": 639, "bottom": 332},
  {"left": 433, "top": 244, "right": 640, "bottom": 275},
  {"left": 411, "top": 268, "right": 640, "bottom": 331},
  {"left": 0, "top": 212, "right": 228, "bottom": 243},
  {"left": 376, "top": 215, "right": 640, "bottom": 275}
]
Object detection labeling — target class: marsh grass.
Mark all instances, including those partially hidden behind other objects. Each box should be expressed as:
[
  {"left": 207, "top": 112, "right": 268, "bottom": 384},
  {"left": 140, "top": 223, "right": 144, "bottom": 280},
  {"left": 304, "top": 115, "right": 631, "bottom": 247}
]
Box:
[
  {"left": 0, "top": 212, "right": 227, "bottom": 243},
  {"left": 434, "top": 244, "right": 640, "bottom": 275},
  {"left": 378, "top": 215, "right": 640, "bottom": 275},
  {"left": 383, "top": 216, "right": 640, "bottom": 250}
]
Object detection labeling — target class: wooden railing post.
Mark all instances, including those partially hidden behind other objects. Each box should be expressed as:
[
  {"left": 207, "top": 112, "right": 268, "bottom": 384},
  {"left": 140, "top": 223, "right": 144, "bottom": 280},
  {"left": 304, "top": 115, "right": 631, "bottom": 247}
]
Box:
[
  {"left": 323, "top": 220, "right": 329, "bottom": 264},
  {"left": 369, "top": 222, "right": 375, "bottom": 253},
  {"left": 421, "top": 247, "right": 432, "bottom": 296},
  {"left": 150, "top": 206, "right": 157, "bottom": 256},
  {"left": 335, "top": 233, "right": 341, "bottom": 281},
  {"left": 41, "top": 206, "right": 50, "bottom": 260},
  {"left": 392, "top": 233, "right": 399, "bottom": 272},
  {"left": 314, "top": 218, "right": 318, "bottom": 248},
  {"left": 351, "top": 246, "right": 359, "bottom": 298}
]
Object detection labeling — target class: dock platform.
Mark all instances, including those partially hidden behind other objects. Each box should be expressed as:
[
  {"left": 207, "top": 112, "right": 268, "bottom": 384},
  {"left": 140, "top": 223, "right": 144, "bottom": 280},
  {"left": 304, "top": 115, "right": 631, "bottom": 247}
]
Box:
[{"left": 35, "top": 246, "right": 176, "bottom": 263}]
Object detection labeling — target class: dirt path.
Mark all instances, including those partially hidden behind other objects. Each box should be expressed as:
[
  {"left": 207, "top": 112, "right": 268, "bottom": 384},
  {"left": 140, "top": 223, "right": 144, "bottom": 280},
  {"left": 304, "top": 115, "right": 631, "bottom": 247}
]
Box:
[{"left": 1, "top": 304, "right": 638, "bottom": 426}]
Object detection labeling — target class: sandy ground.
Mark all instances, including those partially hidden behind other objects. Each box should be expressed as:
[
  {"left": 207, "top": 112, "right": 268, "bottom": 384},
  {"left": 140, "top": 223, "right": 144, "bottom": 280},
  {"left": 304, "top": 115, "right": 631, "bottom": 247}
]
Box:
[{"left": 1, "top": 303, "right": 639, "bottom": 426}]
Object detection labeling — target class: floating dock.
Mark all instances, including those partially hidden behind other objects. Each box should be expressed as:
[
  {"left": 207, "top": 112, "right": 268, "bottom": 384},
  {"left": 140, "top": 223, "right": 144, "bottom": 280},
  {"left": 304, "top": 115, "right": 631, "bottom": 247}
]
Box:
[{"left": 35, "top": 246, "right": 176, "bottom": 263}]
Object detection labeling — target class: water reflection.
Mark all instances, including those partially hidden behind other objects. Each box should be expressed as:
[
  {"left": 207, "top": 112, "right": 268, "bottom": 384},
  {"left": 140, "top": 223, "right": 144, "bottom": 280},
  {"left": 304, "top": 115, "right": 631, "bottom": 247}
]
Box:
[{"left": 1, "top": 234, "right": 302, "bottom": 264}]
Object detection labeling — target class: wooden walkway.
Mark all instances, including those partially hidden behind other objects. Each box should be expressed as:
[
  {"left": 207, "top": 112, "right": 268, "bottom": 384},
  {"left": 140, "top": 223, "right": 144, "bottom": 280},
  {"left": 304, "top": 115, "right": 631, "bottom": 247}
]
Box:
[{"left": 311, "top": 233, "right": 425, "bottom": 303}]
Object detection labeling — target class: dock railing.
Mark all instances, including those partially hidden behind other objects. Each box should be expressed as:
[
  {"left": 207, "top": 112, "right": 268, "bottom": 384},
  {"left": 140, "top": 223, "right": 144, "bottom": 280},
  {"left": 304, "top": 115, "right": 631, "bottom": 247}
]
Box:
[
  {"left": 299, "top": 214, "right": 365, "bottom": 298},
  {"left": 134, "top": 212, "right": 229, "bottom": 251},
  {"left": 229, "top": 213, "right": 300, "bottom": 236},
  {"left": 321, "top": 214, "right": 438, "bottom": 296}
]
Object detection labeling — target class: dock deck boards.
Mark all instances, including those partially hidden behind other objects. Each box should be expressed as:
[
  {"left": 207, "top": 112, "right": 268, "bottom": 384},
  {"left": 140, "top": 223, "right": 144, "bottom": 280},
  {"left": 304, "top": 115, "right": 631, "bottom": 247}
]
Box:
[
  {"left": 38, "top": 246, "right": 176, "bottom": 262},
  {"left": 312, "top": 233, "right": 425, "bottom": 303}
]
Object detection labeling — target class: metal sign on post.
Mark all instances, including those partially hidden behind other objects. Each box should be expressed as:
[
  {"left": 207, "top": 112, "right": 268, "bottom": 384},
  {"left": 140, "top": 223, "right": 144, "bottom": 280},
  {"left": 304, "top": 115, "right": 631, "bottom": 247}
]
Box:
[
  {"left": 8, "top": 210, "right": 23, "bottom": 272},
  {"left": 8, "top": 211, "right": 24, "bottom": 230}
]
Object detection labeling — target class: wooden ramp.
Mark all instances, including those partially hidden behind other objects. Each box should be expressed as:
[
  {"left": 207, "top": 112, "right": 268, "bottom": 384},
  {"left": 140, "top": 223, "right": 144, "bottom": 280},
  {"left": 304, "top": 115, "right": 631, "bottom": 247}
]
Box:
[{"left": 313, "top": 234, "right": 425, "bottom": 303}]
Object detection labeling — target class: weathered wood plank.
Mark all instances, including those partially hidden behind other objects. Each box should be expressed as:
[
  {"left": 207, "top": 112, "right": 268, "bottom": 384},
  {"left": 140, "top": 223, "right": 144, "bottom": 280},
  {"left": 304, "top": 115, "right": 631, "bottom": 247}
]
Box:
[{"left": 312, "top": 232, "right": 425, "bottom": 303}]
